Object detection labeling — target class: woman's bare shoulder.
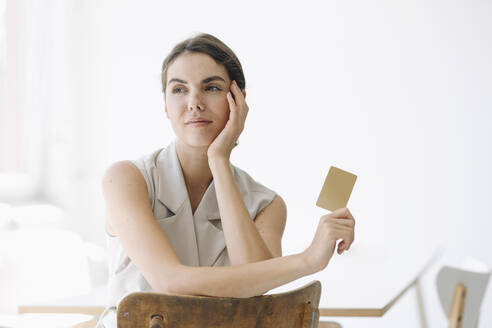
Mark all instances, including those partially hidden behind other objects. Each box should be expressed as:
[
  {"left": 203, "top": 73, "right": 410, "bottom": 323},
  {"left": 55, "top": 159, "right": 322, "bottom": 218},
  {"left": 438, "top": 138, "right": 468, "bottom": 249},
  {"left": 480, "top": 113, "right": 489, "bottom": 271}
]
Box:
[
  {"left": 101, "top": 160, "right": 181, "bottom": 293},
  {"left": 103, "top": 160, "right": 143, "bottom": 183},
  {"left": 102, "top": 160, "right": 147, "bottom": 237}
]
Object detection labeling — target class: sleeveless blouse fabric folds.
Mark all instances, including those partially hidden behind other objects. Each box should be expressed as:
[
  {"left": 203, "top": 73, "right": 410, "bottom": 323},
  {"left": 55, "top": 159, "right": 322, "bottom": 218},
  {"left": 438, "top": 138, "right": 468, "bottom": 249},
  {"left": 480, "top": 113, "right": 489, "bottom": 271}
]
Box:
[{"left": 95, "top": 139, "right": 277, "bottom": 327}]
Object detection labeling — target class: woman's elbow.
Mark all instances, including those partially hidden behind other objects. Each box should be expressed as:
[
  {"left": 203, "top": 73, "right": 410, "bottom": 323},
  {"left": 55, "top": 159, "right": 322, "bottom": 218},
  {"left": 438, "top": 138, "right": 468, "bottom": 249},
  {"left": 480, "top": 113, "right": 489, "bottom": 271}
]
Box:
[
  {"left": 148, "top": 276, "right": 174, "bottom": 295},
  {"left": 148, "top": 264, "right": 184, "bottom": 295}
]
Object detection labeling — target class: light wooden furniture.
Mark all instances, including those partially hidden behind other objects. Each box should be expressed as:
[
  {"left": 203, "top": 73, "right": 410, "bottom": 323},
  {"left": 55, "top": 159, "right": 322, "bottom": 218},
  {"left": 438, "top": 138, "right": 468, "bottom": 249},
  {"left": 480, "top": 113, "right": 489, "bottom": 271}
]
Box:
[
  {"left": 449, "top": 283, "right": 466, "bottom": 328},
  {"left": 115, "top": 281, "right": 340, "bottom": 328},
  {"left": 0, "top": 313, "right": 99, "bottom": 327},
  {"left": 17, "top": 284, "right": 107, "bottom": 316}
]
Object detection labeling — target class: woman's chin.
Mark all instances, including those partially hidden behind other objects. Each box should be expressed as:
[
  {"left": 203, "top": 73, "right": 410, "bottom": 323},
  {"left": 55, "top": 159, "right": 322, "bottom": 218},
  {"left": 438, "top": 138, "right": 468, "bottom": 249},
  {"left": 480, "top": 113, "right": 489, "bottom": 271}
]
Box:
[{"left": 183, "top": 137, "right": 213, "bottom": 149}]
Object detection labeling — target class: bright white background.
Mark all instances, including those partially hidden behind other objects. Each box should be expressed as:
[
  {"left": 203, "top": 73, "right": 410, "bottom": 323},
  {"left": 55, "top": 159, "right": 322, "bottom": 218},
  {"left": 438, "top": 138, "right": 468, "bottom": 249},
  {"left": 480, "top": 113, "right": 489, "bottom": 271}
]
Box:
[{"left": 1, "top": 0, "right": 491, "bottom": 326}]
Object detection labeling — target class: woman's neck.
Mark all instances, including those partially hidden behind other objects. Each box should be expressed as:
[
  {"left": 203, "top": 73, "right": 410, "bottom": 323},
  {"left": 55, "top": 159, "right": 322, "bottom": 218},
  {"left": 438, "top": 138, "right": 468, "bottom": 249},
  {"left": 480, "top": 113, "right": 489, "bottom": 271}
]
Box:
[{"left": 175, "top": 139, "right": 213, "bottom": 193}]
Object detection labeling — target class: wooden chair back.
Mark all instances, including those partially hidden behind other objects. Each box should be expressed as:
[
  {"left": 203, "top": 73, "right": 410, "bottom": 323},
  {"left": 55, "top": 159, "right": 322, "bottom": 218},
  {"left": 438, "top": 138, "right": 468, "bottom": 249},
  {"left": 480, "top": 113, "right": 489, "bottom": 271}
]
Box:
[{"left": 117, "top": 280, "right": 321, "bottom": 328}]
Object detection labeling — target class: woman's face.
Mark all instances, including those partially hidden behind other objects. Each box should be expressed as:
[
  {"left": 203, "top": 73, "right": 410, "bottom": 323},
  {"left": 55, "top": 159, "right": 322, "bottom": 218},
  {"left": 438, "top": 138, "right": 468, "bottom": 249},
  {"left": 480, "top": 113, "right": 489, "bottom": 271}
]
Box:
[{"left": 164, "top": 52, "right": 244, "bottom": 149}]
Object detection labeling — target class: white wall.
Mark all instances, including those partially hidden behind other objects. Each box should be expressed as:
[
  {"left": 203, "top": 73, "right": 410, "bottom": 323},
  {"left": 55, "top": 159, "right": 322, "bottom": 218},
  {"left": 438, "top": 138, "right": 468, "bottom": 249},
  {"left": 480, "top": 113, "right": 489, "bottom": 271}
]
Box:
[{"left": 7, "top": 0, "right": 492, "bottom": 326}]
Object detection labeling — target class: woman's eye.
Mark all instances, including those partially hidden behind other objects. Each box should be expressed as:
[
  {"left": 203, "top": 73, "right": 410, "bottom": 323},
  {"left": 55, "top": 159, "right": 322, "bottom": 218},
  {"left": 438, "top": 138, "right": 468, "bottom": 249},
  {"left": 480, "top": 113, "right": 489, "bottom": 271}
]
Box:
[
  {"left": 172, "top": 87, "right": 185, "bottom": 94},
  {"left": 171, "top": 86, "right": 220, "bottom": 94}
]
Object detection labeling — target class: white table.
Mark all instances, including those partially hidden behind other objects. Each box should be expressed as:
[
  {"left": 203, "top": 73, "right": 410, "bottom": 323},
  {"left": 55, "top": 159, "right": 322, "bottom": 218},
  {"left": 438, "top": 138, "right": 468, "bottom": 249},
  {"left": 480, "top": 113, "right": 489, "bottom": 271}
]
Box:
[
  {"left": 266, "top": 243, "right": 441, "bottom": 317},
  {"left": 18, "top": 243, "right": 441, "bottom": 326}
]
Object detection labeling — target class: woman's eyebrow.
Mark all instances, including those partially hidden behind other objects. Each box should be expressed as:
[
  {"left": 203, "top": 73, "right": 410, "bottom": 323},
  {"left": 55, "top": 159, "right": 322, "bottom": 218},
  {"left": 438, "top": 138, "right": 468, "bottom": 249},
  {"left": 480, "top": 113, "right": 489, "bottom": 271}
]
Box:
[{"left": 167, "top": 75, "right": 226, "bottom": 85}]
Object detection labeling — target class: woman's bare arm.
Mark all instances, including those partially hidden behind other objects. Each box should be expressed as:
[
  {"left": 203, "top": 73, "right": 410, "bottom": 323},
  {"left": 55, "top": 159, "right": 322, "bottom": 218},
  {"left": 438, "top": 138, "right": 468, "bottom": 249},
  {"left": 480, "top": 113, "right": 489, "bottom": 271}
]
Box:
[
  {"left": 170, "top": 253, "right": 309, "bottom": 298},
  {"left": 208, "top": 157, "right": 277, "bottom": 265},
  {"left": 103, "top": 161, "right": 312, "bottom": 298}
]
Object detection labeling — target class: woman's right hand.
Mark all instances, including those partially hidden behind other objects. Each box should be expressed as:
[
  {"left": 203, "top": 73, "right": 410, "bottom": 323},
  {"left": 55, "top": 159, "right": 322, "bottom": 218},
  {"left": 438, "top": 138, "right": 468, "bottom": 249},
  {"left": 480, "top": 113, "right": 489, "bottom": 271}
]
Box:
[{"left": 302, "top": 208, "right": 356, "bottom": 274}]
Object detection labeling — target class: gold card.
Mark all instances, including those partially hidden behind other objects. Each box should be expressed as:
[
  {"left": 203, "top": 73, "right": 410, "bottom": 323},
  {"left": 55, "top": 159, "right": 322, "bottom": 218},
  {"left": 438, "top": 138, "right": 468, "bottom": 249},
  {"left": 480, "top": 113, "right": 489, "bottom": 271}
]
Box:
[{"left": 316, "top": 166, "right": 357, "bottom": 211}]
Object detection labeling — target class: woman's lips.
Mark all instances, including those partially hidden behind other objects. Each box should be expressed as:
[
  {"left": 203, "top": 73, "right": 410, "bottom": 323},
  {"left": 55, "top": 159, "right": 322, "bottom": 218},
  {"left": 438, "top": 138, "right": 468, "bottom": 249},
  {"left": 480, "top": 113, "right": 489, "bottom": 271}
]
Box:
[{"left": 187, "top": 121, "right": 212, "bottom": 126}]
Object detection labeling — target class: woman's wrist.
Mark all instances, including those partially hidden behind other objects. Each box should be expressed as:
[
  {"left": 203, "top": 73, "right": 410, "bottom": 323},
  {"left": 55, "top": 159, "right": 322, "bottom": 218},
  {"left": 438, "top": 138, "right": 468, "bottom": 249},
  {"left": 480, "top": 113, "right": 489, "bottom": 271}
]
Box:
[
  {"left": 208, "top": 155, "right": 229, "bottom": 171},
  {"left": 299, "top": 247, "right": 319, "bottom": 276}
]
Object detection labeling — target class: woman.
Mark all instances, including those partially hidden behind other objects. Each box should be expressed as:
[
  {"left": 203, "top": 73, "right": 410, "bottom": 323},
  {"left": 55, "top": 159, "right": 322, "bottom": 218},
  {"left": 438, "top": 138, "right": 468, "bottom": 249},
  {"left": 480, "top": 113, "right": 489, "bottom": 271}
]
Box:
[{"left": 96, "top": 33, "right": 355, "bottom": 327}]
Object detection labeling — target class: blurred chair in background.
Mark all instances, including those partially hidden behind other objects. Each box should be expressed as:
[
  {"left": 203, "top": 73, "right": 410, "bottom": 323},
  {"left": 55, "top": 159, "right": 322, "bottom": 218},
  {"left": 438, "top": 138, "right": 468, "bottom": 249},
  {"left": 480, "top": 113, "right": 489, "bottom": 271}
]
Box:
[{"left": 436, "top": 258, "right": 490, "bottom": 328}]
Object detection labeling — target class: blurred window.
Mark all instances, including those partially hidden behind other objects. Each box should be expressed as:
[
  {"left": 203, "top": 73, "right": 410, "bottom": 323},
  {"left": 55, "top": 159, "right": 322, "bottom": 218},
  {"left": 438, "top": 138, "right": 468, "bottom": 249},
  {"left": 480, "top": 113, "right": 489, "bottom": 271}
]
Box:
[{"left": 0, "top": 0, "right": 41, "bottom": 200}]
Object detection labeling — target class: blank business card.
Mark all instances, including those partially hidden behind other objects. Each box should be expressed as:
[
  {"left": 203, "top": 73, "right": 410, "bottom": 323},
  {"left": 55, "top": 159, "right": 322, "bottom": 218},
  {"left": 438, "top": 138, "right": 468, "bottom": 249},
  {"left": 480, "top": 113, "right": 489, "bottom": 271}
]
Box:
[{"left": 316, "top": 166, "right": 357, "bottom": 211}]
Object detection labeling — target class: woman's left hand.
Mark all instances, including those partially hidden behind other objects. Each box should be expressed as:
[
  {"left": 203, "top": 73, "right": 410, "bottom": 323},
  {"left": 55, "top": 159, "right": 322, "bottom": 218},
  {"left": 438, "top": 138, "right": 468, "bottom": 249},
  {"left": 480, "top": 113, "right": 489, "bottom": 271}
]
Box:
[{"left": 207, "top": 80, "right": 249, "bottom": 161}]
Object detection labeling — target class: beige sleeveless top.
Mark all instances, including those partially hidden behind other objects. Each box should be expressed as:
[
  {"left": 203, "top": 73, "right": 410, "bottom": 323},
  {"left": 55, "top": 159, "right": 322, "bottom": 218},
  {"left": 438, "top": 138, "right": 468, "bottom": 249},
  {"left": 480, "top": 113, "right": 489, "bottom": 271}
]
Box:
[{"left": 95, "top": 139, "right": 277, "bottom": 327}]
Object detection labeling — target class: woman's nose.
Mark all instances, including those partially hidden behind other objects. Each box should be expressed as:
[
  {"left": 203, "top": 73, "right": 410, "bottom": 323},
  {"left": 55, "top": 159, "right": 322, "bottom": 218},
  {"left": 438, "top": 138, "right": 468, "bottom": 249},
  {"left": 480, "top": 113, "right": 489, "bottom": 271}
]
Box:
[
  {"left": 189, "top": 103, "right": 204, "bottom": 111},
  {"left": 188, "top": 92, "right": 205, "bottom": 111}
]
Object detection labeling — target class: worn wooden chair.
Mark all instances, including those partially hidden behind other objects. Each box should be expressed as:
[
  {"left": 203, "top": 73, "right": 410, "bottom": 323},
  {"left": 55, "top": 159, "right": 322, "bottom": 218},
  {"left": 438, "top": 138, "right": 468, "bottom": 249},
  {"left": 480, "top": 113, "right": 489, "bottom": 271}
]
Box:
[{"left": 116, "top": 280, "right": 339, "bottom": 328}]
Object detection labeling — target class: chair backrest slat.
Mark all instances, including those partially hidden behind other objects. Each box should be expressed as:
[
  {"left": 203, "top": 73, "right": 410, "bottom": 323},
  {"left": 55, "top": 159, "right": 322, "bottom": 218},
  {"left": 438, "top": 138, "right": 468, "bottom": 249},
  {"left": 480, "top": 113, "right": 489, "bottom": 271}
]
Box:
[{"left": 117, "top": 280, "right": 321, "bottom": 328}]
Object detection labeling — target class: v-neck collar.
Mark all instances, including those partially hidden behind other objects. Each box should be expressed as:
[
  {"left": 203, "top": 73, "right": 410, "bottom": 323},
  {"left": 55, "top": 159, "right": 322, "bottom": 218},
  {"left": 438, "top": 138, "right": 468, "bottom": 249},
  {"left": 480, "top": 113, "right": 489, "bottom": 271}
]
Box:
[
  {"left": 153, "top": 139, "right": 230, "bottom": 266},
  {"left": 155, "top": 139, "right": 222, "bottom": 221}
]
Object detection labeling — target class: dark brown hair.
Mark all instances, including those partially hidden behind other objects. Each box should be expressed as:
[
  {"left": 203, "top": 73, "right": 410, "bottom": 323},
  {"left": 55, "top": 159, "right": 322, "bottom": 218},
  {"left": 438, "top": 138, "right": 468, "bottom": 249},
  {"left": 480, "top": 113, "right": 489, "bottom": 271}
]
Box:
[{"left": 161, "top": 33, "right": 246, "bottom": 94}]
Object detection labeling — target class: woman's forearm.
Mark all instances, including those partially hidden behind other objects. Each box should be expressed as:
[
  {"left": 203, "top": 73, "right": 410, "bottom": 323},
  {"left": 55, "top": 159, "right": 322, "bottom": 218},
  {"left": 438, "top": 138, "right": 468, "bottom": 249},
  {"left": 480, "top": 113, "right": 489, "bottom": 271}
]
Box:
[
  {"left": 209, "top": 157, "right": 273, "bottom": 265},
  {"left": 168, "top": 252, "right": 312, "bottom": 298}
]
